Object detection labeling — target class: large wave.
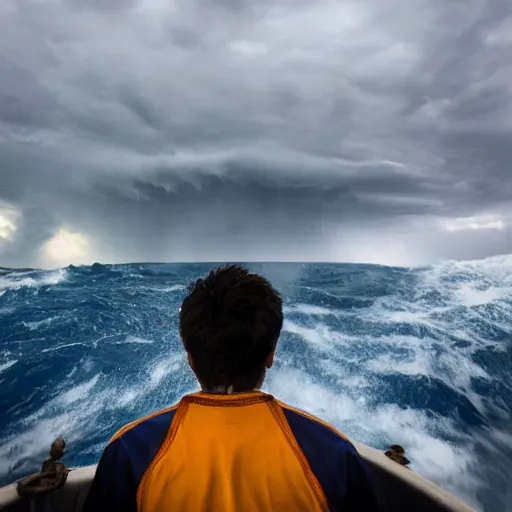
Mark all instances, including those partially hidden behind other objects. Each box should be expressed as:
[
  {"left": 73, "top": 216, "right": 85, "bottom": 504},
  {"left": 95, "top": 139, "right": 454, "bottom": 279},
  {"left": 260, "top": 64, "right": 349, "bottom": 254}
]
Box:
[
  {"left": 0, "top": 268, "right": 68, "bottom": 294},
  {"left": 0, "top": 257, "right": 511, "bottom": 511}
]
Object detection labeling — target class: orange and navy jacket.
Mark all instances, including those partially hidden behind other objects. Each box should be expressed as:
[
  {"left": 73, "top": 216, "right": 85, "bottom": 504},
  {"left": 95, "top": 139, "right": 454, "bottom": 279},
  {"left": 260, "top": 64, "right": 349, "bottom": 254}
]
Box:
[{"left": 83, "top": 391, "right": 379, "bottom": 512}]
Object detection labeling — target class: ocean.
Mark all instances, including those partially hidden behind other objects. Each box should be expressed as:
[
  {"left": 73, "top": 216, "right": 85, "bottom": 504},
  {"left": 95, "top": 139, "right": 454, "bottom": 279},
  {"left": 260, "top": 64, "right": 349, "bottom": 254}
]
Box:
[{"left": 0, "top": 259, "right": 511, "bottom": 511}]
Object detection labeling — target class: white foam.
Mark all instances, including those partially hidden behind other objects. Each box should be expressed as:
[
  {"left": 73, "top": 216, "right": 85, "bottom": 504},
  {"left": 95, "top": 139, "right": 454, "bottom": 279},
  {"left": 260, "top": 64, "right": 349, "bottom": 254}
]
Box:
[
  {"left": 82, "top": 358, "right": 94, "bottom": 373},
  {"left": 117, "top": 354, "right": 185, "bottom": 407},
  {"left": 429, "top": 253, "right": 512, "bottom": 285},
  {"left": 453, "top": 283, "right": 511, "bottom": 307},
  {"left": 149, "top": 356, "right": 182, "bottom": 387},
  {"left": 41, "top": 342, "right": 85, "bottom": 353},
  {"left": 284, "top": 285, "right": 496, "bottom": 405},
  {"left": 123, "top": 335, "right": 154, "bottom": 344},
  {"left": 362, "top": 296, "right": 452, "bottom": 326},
  {"left": 284, "top": 303, "right": 336, "bottom": 316},
  {"left": 360, "top": 332, "right": 490, "bottom": 404},
  {"left": 66, "top": 366, "right": 78, "bottom": 379},
  {"left": 282, "top": 319, "right": 336, "bottom": 351},
  {"left": 266, "top": 368, "right": 360, "bottom": 422},
  {"left": 265, "top": 367, "right": 483, "bottom": 510},
  {"left": 0, "top": 414, "right": 81, "bottom": 477},
  {"left": 489, "top": 429, "right": 512, "bottom": 446},
  {"left": 0, "top": 360, "right": 18, "bottom": 373},
  {"left": 274, "top": 296, "right": 496, "bottom": 510},
  {"left": 23, "top": 316, "right": 59, "bottom": 331},
  {"left": 420, "top": 255, "right": 512, "bottom": 310},
  {"left": 0, "top": 385, "right": 112, "bottom": 479},
  {"left": 369, "top": 405, "right": 481, "bottom": 507},
  {"left": 91, "top": 333, "right": 122, "bottom": 348},
  {"left": 384, "top": 309, "right": 431, "bottom": 323},
  {"left": 0, "top": 371, "right": 115, "bottom": 481},
  {"left": 148, "top": 284, "right": 186, "bottom": 293},
  {"left": 318, "top": 358, "right": 371, "bottom": 389},
  {"left": 57, "top": 374, "right": 101, "bottom": 406},
  {"left": 0, "top": 349, "right": 187, "bottom": 483},
  {"left": 117, "top": 389, "right": 141, "bottom": 407},
  {"left": 367, "top": 352, "right": 431, "bottom": 378},
  {"left": 0, "top": 269, "right": 68, "bottom": 292},
  {"left": 285, "top": 312, "right": 492, "bottom": 401}
]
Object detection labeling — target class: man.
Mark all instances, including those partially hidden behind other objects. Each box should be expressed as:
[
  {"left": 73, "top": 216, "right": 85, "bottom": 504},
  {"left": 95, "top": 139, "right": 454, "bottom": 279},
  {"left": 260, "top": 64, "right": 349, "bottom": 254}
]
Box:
[{"left": 83, "top": 265, "right": 379, "bottom": 511}]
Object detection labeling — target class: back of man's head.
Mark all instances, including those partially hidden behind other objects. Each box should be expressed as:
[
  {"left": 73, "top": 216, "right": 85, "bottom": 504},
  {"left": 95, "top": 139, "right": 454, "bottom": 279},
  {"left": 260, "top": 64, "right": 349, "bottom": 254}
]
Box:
[{"left": 179, "top": 265, "right": 283, "bottom": 392}]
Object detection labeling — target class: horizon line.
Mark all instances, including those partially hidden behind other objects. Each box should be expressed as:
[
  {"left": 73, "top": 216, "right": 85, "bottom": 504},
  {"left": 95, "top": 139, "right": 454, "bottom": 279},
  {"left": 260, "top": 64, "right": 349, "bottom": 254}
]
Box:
[{"left": 2, "top": 251, "right": 512, "bottom": 273}]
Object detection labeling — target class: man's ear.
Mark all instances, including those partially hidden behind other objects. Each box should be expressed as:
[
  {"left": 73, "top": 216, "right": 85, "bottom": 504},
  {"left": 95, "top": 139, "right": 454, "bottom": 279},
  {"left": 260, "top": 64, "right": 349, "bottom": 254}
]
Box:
[{"left": 265, "top": 351, "right": 275, "bottom": 369}]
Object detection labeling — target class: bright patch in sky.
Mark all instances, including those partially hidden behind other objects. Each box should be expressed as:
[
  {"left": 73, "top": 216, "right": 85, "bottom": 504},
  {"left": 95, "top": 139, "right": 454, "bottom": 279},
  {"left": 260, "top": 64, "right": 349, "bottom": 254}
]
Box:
[
  {"left": 440, "top": 215, "right": 507, "bottom": 233},
  {"left": 43, "top": 229, "right": 90, "bottom": 265},
  {"left": 0, "top": 215, "right": 16, "bottom": 240}
]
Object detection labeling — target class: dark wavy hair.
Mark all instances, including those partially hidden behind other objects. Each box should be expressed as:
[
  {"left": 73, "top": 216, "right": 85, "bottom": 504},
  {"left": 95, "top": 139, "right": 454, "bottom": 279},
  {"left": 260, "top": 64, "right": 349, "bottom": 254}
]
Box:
[{"left": 179, "top": 265, "right": 283, "bottom": 391}]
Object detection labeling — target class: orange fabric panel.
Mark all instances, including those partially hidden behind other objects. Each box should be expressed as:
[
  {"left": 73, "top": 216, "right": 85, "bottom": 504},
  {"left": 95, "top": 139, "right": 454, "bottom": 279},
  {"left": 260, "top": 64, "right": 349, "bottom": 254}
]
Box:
[{"left": 138, "top": 392, "right": 327, "bottom": 512}]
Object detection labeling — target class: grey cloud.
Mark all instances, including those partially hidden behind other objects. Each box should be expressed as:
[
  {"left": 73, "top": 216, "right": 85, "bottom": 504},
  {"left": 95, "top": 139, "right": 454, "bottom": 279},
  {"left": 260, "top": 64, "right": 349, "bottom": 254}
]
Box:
[
  {"left": 68, "top": 0, "right": 137, "bottom": 12},
  {"left": 166, "top": 26, "right": 204, "bottom": 51},
  {"left": 0, "top": 58, "right": 60, "bottom": 130},
  {"left": 0, "top": 0, "right": 511, "bottom": 267}
]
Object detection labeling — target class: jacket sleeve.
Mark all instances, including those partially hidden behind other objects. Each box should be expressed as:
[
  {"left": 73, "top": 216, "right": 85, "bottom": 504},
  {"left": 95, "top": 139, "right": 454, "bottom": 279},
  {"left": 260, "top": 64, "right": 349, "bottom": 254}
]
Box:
[
  {"left": 82, "top": 438, "right": 137, "bottom": 512},
  {"left": 343, "top": 448, "right": 380, "bottom": 511}
]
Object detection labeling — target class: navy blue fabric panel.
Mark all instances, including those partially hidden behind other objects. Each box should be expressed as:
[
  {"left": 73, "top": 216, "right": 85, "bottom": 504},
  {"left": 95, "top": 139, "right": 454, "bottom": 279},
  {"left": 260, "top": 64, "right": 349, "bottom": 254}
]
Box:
[
  {"left": 82, "top": 408, "right": 176, "bottom": 512},
  {"left": 282, "top": 407, "right": 380, "bottom": 512},
  {"left": 82, "top": 439, "right": 137, "bottom": 512},
  {"left": 121, "top": 408, "right": 176, "bottom": 484}
]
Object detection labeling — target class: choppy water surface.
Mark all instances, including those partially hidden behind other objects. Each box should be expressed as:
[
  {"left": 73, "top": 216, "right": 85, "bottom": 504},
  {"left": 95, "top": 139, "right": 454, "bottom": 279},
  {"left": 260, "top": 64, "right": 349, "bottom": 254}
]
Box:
[{"left": 1, "top": 258, "right": 511, "bottom": 511}]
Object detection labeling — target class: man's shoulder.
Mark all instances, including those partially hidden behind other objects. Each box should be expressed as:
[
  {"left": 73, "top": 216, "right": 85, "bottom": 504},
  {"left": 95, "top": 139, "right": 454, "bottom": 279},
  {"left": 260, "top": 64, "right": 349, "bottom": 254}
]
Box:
[
  {"left": 276, "top": 400, "right": 374, "bottom": 511},
  {"left": 276, "top": 400, "right": 356, "bottom": 453},
  {"left": 87, "top": 403, "right": 182, "bottom": 505},
  {"left": 108, "top": 403, "right": 179, "bottom": 447}
]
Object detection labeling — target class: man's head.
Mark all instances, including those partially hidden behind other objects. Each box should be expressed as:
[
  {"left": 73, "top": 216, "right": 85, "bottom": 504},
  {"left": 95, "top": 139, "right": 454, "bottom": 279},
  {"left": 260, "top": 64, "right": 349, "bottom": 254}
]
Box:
[{"left": 179, "top": 265, "right": 283, "bottom": 392}]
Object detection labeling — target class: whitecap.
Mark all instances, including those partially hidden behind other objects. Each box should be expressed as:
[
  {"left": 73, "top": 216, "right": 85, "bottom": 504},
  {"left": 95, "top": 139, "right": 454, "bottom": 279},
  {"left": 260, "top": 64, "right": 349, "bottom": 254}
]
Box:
[
  {"left": 0, "top": 269, "right": 68, "bottom": 292},
  {"left": 23, "top": 316, "right": 60, "bottom": 331},
  {"left": 117, "top": 389, "right": 142, "bottom": 407},
  {"left": 264, "top": 367, "right": 483, "bottom": 511},
  {"left": 41, "top": 342, "right": 85, "bottom": 353},
  {"left": 149, "top": 356, "right": 182, "bottom": 387},
  {"left": 112, "top": 354, "right": 185, "bottom": 408},
  {"left": 0, "top": 360, "right": 18, "bottom": 373},
  {"left": 122, "top": 335, "right": 154, "bottom": 344},
  {"left": 429, "top": 253, "right": 512, "bottom": 286},
  {"left": 0, "top": 383, "right": 112, "bottom": 481},
  {"left": 366, "top": 352, "right": 432, "bottom": 378},
  {"left": 284, "top": 303, "right": 336, "bottom": 316},
  {"left": 57, "top": 374, "right": 101, "bottom": 406},
  {"left": 147, "top": 284, "right": 186, "bottom": 293},
  {"left": 452, "top": 283, "right": 512, "bottom": 307},
  {"left": 282, "top": 319, "right": 335, "bottom": 351}
]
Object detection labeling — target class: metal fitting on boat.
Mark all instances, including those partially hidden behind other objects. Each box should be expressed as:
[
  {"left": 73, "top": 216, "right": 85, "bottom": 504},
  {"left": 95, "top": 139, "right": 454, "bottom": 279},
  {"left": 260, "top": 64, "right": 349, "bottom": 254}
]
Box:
[{"left": 384, "top": 444, "right": 411, "bottom": 467}]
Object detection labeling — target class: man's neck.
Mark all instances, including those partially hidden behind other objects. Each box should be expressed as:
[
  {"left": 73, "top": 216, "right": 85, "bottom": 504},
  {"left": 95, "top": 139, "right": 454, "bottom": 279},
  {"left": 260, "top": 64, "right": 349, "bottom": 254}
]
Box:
[{"left": 201, "top": 385, "right": 260, "bottom": 395}]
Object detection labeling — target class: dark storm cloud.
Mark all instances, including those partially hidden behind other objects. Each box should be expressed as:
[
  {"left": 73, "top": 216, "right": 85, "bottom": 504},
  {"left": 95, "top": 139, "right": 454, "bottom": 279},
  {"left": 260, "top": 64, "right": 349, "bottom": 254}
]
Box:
[{"left": 0, "top": 0, "right": 511, "bottom": 267}]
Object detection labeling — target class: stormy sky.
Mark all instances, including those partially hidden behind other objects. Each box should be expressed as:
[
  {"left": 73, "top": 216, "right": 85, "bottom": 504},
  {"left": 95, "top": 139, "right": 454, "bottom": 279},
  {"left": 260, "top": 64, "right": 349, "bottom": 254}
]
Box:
[{"left": 0, "top": 0, "right": 511, "bottom": 268}]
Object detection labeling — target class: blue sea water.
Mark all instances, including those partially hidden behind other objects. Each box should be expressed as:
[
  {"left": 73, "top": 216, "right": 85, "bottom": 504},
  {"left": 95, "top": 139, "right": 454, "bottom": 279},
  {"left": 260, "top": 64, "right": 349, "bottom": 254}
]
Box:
[{"left": 1, "top": 259, "right": 511, "bottom": 511}]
